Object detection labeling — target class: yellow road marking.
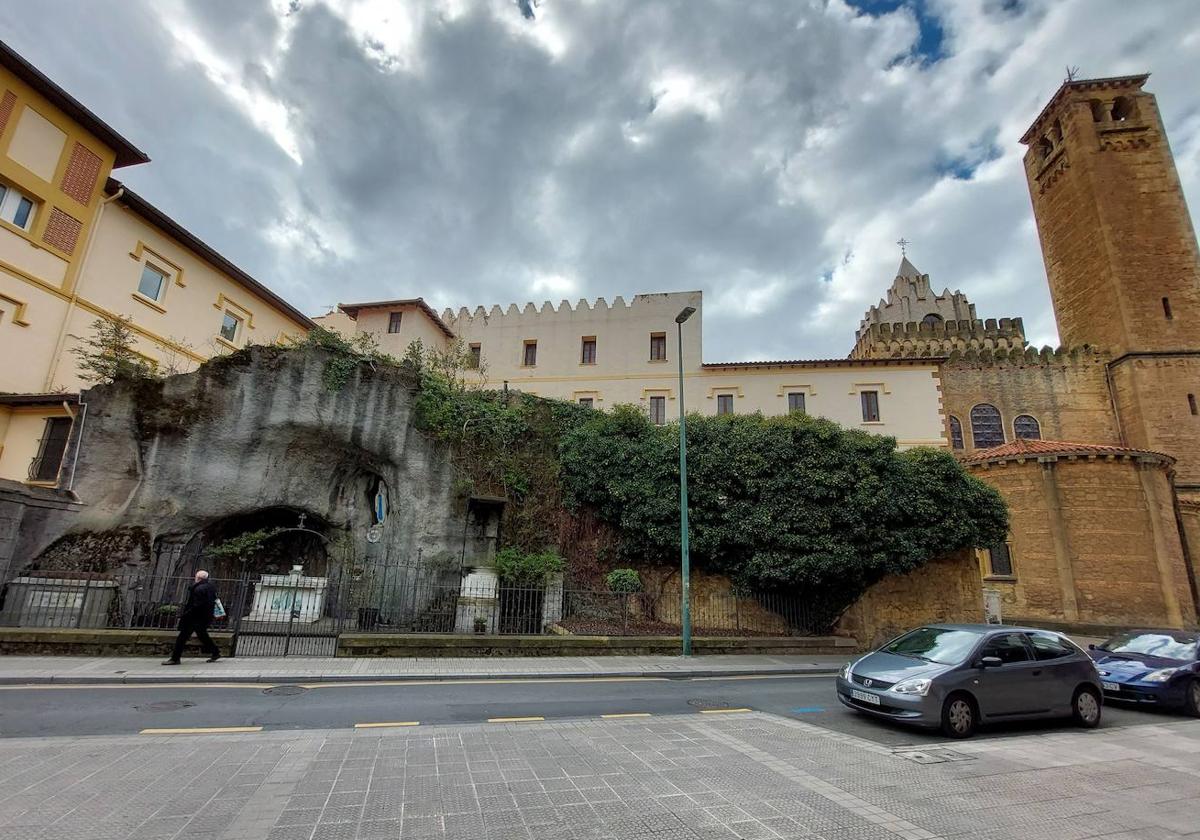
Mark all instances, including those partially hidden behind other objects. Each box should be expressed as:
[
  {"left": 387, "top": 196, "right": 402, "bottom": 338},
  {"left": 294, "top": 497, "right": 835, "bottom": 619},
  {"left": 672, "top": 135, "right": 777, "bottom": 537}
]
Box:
[
  {"left": 140, "top": 726, "right": 262, "bottom": 735},
  {"left": 699, "top": 708, "right": 753, "bottom": 714},
  {"left": 487, "top": 716, "right": 545, "bottom": 723},
  {"left": 354, "top": 721, "right": 420, "bottom": 729}
]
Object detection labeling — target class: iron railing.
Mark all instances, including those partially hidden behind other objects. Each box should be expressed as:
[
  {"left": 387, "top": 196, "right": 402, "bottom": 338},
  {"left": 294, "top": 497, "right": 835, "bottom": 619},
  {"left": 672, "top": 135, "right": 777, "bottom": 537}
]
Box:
[{"left": 0, "top": 567, "right": 837, "bottom": 648}]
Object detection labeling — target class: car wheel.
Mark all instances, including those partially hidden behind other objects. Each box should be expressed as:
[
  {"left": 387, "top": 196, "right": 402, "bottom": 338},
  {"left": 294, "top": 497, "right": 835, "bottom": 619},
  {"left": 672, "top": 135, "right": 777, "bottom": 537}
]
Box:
[
  {"left": 940, "top": 693, "right": 977, "bottom": 739},
  {"left": 1072, "top": 686, "right": 1102, "bottom": 728},
  {"left": 1185, "top": 679, "right": 1200, "bottom": 718}
]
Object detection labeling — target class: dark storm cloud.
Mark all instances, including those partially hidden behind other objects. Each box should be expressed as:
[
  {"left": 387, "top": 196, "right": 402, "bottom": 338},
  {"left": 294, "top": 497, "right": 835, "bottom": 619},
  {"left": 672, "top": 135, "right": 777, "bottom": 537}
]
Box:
[{"left": 2, "top": 0, "right": 1198, "bottom": 361}]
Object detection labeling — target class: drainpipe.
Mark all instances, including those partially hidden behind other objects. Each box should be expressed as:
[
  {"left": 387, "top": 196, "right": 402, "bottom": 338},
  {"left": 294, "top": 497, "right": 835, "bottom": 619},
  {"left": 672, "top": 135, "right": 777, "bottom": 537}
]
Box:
[
  {"left": 43, "top": 186, "right": 125, "bottom": 390},
  {"left": 1103, "top": 360, "right": 1126, "bottom": 447}
]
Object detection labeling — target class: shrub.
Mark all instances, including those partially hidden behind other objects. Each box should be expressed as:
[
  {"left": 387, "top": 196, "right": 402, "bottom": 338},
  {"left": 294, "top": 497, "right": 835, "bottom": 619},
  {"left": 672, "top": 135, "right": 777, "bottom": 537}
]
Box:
[
  {"left": 605, "top": 568, "right": 642, "bottom": 593},
  {"left": 494, "top": 547, "right": 565, "bottom": 585}
]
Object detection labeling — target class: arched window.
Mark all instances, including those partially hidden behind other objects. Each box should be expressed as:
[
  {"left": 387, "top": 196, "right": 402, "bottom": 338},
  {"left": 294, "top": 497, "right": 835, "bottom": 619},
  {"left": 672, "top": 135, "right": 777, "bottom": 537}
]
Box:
[
  {"left": 1037, "top": 136, "right": 1053, "bottom": 160},
  {"left": 921, "top": 313, "right": 944, "bottom": 328},
  {"left": 949, "top": 416, "right": 964, "bottom": 450},
  {"left": 970, "top": 404, "right": 1004, "bottom": 449},
  {"left": 1013, "top": 414, "right": 1041, "bottom": 440},
  {"left": 1090, "top": 99, "right": 1107, "bottom": 122},
  {"left": 1111, "top": 96, "right": 1134, "bottom": 122}
]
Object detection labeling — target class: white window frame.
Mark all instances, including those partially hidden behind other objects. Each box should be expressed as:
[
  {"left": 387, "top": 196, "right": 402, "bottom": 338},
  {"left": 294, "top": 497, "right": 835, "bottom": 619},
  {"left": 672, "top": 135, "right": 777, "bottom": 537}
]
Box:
[
  {"left": 0, "top": 182, "right": 38, "bottom": 232},
  {"left": 136, "top": 262, "right": 169, "bottom": 304},
  {"left": 219, "top": 310, "right": 243, "bottom": 344}
]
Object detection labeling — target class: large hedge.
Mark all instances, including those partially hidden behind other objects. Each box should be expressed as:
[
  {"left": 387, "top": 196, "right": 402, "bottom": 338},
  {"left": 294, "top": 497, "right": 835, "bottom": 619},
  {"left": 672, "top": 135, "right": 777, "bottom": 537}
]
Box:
[{"left": 557, "top": 405, "right": 1008, "bottom": 594}]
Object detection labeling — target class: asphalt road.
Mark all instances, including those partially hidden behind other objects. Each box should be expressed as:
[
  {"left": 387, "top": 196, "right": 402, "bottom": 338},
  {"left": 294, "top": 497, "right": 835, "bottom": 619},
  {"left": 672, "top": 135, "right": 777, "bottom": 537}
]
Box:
[{"left": 0, "top": 674, "right": 1188, "bottom": 744}]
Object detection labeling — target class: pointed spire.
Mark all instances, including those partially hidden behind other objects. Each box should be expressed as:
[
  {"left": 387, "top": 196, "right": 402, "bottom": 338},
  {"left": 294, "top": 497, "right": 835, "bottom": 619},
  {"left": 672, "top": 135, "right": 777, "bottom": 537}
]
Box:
[{"left": 896, "top": 255, "right": 922, "bottom": 279}]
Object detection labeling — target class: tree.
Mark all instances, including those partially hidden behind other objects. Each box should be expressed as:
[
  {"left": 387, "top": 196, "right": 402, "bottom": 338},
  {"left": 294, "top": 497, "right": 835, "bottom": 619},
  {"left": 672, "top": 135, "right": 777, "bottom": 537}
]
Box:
[
  {"left": 71, "top": 316, "right": 155, "bottom": 384},
  {"left": 558, "top": 406, "right": 1008, "bottom": 597}
]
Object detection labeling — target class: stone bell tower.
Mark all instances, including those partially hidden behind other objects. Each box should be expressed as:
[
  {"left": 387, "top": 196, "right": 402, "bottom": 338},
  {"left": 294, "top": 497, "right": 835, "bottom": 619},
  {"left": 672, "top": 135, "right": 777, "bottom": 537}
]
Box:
[{"left": 1021, "top": 74, "right": 1200, "bottom": 489}]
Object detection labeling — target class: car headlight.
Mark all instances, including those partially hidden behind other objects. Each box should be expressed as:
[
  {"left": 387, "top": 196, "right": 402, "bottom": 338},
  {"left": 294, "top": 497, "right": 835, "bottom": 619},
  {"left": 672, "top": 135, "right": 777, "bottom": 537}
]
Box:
[
  {"left": 891, "top": 678, "right": 932, "bottom": 696},
  {"left": 838, "top": 661, "right": 853, "bottom": 679},
  {"left": 1142, "top": 667, "right": 1181, "bottom": 683}
]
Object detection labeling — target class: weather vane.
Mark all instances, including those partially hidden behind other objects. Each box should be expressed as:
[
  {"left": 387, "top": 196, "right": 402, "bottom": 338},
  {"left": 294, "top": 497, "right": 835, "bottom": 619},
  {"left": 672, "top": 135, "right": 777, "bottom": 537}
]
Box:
[
  {"left": 896, "top": 237, "right": 911, "bottom": 257},
  {"left": 1065, "top": 65, "right": 1080, "bottom": 82}
]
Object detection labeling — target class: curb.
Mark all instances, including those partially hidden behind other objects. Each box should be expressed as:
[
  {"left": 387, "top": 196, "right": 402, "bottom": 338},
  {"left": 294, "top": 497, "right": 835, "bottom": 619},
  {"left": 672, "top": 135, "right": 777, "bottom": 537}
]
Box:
[{"left": 0, "top": 665, "right": 845, "bottom": 687}]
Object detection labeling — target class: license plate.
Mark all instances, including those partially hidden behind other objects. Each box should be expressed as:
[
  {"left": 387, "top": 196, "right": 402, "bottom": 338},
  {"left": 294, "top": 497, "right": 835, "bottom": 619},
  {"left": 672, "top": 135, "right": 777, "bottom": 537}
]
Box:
[
  {"left": 851, "top": 689, "right": 881, "bottom": 705},
  {"left": 1102, "top": 681, "right": 1119, "bottom": 692}
]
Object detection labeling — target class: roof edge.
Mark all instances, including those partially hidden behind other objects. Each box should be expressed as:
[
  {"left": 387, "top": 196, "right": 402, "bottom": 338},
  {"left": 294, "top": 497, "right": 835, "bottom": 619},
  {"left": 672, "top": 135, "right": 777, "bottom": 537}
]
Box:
[
  {"left": 963, "top": 438, "right": 1172, "bottom": 468},
  {"left": 1020, "top": 73, "right": 1150, "bottom": 144},
  {"left": 0, "top": 40, "right": 150, "bottom": 168},
  {"left": 106, "top": 179, "right": 316, "bottom": 330},
  {"left": 337, "top": 299, "right": 455, "bottom": 339}
]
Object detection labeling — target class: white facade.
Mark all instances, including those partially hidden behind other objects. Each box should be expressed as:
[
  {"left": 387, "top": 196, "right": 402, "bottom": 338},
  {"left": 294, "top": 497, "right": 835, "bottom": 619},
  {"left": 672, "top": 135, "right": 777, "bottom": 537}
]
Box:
[{"left": 319, "top": 290, "right": 949, "bottom": 449}]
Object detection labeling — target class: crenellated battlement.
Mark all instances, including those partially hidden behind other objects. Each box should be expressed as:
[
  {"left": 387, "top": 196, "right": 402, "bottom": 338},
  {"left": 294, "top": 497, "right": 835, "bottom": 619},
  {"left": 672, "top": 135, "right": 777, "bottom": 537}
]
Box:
[
  {"left": 944, "top": 343, "right": 1110, "bottom": 368},
  {"left": 850, "top": 316, "right": 1028, "bottom": 359},
  {"left": 441, "top": 291, "right": 701, "bottom": 327}
]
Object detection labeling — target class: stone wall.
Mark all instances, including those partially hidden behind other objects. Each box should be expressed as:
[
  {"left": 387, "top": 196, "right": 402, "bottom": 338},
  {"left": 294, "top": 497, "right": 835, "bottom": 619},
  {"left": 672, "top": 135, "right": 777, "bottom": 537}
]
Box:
[
  {"left": 0, "top": 479, "right": 81, "bottom": 582},
  {"left": 967, "top": 454, "right": 1196, "bottom": 628},
  {"left": 1, "top": 347, "right": 489, "bottom": 602},
  {"left": 1109, "top": 356, "right": 1200, "bottom": 489},
  {"left": 833, "top": 550, "right": 982, "bottom": 648},
  {"left": 940, "top": 349, "right": 1120, "bottom": 454}
]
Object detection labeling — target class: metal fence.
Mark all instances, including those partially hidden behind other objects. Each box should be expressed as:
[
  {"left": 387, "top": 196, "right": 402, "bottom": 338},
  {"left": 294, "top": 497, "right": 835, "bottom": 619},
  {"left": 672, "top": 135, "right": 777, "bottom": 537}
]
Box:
[{"left": 0, "top": 567, "right": 837, "bottom": 655}]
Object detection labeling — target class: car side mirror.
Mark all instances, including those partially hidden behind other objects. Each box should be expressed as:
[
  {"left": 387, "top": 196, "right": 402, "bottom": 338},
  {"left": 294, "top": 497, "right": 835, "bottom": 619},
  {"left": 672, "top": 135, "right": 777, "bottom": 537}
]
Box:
[
  {"left": 1087, "top": 644, "right": 1096, "bottom": 651},
  {"left": 979, "top": 656, "right": 1003, "bottom": 668}
]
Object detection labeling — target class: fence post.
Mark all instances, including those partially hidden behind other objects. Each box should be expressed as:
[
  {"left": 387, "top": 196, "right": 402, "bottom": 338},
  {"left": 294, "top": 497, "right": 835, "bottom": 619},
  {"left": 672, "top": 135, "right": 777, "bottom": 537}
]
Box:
[
  {"left": 734, "top": 592, "right": 741, "bottom": 633},
  {"left": 230, "top": 573, "right": 248, "bottom": 658},
  {"left": 75, "top": 577, "right": 91, "bottom": 629}
]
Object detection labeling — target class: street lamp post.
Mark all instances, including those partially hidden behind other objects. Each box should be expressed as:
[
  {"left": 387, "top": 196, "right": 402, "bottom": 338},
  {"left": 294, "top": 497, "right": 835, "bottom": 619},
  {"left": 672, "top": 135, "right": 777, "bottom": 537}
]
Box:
[{"left": 675, "top": 305, "right": 697, "bottom": 656}]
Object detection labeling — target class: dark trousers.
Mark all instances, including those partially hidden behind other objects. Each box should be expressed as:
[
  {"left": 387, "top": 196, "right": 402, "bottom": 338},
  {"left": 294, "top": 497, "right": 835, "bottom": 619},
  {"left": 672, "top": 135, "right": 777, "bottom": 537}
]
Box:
[{"left": 170, "top": 617, "right": 218, "bottom": 660}]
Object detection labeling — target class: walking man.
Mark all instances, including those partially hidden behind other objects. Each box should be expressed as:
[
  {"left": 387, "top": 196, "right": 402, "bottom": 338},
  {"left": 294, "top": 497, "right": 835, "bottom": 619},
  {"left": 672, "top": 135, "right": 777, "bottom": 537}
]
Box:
[{"left": 163, "top": 570, "right": 221, "bottom": 665}]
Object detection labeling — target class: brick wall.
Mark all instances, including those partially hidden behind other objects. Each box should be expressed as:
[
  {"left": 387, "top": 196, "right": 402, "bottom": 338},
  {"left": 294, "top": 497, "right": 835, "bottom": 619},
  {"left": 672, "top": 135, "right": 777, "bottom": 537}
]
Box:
[{"left": 1109, "top": 356, "right": 1200, "bottom": 488}]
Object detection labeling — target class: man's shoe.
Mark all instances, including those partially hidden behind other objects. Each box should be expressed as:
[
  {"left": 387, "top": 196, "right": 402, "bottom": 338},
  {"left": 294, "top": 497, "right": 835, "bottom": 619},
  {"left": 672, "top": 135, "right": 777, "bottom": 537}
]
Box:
[
  {"left": 161, "top": 659, "right": 180, "bottom": 666},
  {"left": 206, "top": 653, "right": 221, "bottom": 663}
]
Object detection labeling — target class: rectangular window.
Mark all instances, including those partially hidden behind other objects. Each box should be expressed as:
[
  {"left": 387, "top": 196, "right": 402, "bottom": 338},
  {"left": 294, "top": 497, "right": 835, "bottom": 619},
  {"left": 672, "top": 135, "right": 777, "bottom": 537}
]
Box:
[
  {"left": 717, "top": 394, "right": 734, "bottom": 415},
  {"left": 0, "top": 182, "right": 37, "bottom": 231},
  {"left": 468, "top": 343, "right": 481, "bottom": 369},
  {"left": 861, "top": 390, "right": 880, "bottom": 422},
  {"left": 137, "top": 263, "right": 167, "bottom": 302},
  {"left": 1190, "top": 393, "right": 1198, "bottom": 416},
  {"left": 580, "top": 337, "right": 596, "bottom": 364},
  {"left": 29, "top": 417, "right": 72, "bottom": 483},
  {"left": 522, "top": 340, "right": 537, "bottom": 367},
  {"left": 578, "top": 397, "right": 593, "bottom": 409},
  {"left": 388, "top": 312, "right": 403, "bottom": 333},
  {"left": 987, "top": 542, "right": 1014, "bottom": 577},
  {"left": 219, "top": 311, "right": 241, "bottom": 343},
  {"left": 787, "top": 392, "right": 806, "bottom": 414},
  {"left": 649, "top": 395, "right": 666, "bottom": 425},
  {"left": 649, "top": 332, "right": 667, "bottom": 361},
  {"left": 1163, "top": 297, "right": 1173, "bottom": 320}
]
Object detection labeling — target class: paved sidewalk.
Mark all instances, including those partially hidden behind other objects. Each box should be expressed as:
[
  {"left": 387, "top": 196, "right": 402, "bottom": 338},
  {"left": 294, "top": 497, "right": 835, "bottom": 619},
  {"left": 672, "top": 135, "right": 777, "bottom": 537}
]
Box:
[
  {"left": 0, "top": 653, "right": 852, "bottom": 685},
  {"left": 2, "top": 711, "right": 1198, "bottom": 839}
]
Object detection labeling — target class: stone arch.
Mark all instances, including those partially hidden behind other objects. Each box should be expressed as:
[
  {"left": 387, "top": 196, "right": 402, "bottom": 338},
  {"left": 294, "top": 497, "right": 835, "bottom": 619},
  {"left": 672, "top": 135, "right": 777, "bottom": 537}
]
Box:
[
  {"left": 921, "top": 313, "right": 944, "bottom": 328},
  {"left": 970, "top": 403, "right": 1005, "bottom": 449},
  {"left": 948, "top": 415, "right": 964, "bottom": 450},
  {"left": 1111, "top": 95, "right": 1135, "bottom": 121},
  {"left": 166, "top": 507, "right": 335, "bottom": 583}
]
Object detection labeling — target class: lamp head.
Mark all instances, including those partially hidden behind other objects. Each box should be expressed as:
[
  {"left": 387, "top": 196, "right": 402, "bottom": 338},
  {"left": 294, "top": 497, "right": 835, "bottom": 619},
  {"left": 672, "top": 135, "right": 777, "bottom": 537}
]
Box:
[{"left": 675, "top": 306, "right": 697, "bottom": 324}]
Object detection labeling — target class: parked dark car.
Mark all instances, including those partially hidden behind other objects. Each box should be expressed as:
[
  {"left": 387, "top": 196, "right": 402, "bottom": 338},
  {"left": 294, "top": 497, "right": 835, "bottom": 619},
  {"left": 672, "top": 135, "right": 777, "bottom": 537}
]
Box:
[
  {"left": 1089, "top": 629, "right": 1200, "bottom": 716},
  {"left": 836, "top": 624, "right": 1103, "bottom": 738}
]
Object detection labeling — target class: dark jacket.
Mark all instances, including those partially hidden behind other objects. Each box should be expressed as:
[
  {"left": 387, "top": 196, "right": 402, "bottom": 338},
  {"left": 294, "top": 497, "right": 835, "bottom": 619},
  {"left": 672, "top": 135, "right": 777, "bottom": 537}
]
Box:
[{"left": 180, "top": 579, "right": 218, "bottom": 625}]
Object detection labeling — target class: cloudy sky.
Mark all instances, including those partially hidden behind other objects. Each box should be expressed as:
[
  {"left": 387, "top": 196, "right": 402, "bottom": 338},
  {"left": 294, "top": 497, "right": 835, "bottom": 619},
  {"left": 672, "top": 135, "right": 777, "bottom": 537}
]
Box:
[{"left": 4, "top": 0, "right": 1199, "bottom": 360}]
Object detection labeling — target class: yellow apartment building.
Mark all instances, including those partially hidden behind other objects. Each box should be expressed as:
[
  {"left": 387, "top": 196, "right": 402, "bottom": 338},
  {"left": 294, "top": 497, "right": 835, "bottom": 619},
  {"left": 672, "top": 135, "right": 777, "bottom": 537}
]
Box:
[{"left": 0, "top": 42, "right": 313, "bottom": 485}]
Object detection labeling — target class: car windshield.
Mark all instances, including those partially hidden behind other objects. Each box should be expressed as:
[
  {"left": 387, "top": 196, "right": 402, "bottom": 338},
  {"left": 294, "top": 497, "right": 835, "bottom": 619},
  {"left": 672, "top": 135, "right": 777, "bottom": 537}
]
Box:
[
  {"left": 1100, "top": 631, "right": 1199, "bottom": 661},
  {"left": 882, "top": 627, "right": 983, "bottom": 665}
]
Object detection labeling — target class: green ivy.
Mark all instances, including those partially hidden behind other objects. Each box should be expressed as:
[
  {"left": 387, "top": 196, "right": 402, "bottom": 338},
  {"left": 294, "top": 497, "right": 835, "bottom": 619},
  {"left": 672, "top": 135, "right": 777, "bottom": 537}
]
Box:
[
  {"left": 557, "top": 405, "right": 1008, "bottom": 596},
  {"left": 494, "top": 547, "right": 566, "bottom": 585},
  {"left": 204, "top": 528, "right": 284, "bottom": 561}
]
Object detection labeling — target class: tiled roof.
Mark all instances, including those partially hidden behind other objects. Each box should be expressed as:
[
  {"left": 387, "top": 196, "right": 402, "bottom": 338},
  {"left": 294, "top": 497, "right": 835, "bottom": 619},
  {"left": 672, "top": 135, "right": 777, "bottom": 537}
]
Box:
[
  {"left": 963, "top": 438, "right": 1172, "bottom": 465},
  {"left": 702, "top": 357, "right": 945, "bottom": 369}
]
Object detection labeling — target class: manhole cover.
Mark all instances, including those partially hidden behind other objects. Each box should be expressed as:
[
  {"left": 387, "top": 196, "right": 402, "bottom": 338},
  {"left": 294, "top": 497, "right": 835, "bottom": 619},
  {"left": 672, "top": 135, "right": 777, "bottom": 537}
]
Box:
[
  {"left": 687, "top": 698, "right": 732, "bottom": 710},
  {"left": 262, "top": 685, "right": 308, "bottom": 696},
  {"left": 135, "top": 700, "right": 196, "bottom": 713}
]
